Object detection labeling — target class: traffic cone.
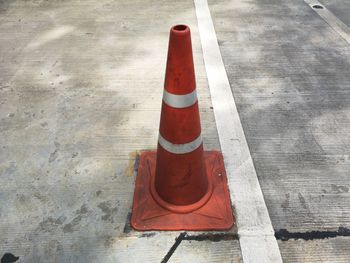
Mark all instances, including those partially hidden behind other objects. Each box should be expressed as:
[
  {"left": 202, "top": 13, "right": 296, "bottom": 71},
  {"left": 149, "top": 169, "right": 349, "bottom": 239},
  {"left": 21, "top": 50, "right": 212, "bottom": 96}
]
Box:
[{"left": 131, "top": 25, "right": 234, "bottom": 230}]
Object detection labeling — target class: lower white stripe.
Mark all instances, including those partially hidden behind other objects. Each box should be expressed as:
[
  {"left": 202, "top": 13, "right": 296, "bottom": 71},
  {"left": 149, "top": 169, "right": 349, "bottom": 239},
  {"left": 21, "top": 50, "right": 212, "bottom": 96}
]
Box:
[
  {"left": 194, "top": 0, "right": 283, "bottom": 262},
  {"left": 158, "top": 134, "right": 202, "bottom": 154},
  {"left": 163, "top": 89, "right": 197, "bottom": 108}
]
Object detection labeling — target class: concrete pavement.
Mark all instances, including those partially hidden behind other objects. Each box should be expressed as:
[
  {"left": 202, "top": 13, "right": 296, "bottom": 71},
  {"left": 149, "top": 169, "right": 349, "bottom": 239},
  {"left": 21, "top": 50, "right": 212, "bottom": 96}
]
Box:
[{"left": 1, "top": 0, "right": 350, "bottom": 262}]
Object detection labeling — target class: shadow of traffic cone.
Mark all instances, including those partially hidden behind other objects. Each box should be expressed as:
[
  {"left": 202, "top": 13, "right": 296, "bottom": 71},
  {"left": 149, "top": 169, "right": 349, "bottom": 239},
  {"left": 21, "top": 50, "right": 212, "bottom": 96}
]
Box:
[{"left": 131, "top": 25, "right": 234, "bottom": 230}]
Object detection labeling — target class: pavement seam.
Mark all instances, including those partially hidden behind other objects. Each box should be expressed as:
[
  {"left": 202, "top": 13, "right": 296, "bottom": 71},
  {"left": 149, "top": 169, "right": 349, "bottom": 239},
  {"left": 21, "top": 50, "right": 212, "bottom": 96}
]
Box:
[
  {"left": 160, "top": 232, "right": 238, "bottom": 263},
  {"left": 160, "top": 232, "right": 186, "bottom": 263},
  {"left": 183, "top": 233, "right": 238, "bottom": 242},
  {"left": 275, "top": 227, "right": 350, "bottom": 241},
  {"left": 143, "top": 227, "right": 350, "bottom": 263}
]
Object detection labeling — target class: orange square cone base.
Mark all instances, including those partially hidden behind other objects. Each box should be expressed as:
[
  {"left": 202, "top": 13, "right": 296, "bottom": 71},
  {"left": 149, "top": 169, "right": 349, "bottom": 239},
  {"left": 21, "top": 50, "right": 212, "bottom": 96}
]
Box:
[{"left": 131, "top": 150, "right": 234, "bottom": 231}]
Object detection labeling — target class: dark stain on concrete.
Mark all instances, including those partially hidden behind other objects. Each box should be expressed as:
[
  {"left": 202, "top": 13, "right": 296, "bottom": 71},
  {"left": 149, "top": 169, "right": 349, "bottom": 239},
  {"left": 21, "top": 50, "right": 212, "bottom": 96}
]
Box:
[
  {"left": 62, "top": 215, "right": 82, "bottom": 233},
  {"left": 140, "top": 232, "right": 156, "bottom": 238},
  {"left": 123, "top": 212, "right": 132, "bottom": 233},
  {"left": 104, "top": 235, "right": 114, "bottom": 247},
  {"left": 76, "top": 204, "right": 88, "bottom": 215},
  {"left": 49, "top": 141, "right": 60, "bottom": 163},
  {"left": 134, "top": 153, "right": 140, "bottom": 172},
  {"left": 98, "top": 201, "right": 119, "bottom": 223},
  {"left": 38, "top": 216, "right": 65, "bottom": 232},
  {"left": 298, "top": 192, "right": 308, "bottom": 210},
  {"left": 331, "top": 184, "right": 349, "bottom": 193},
  {"left": 62, "top": 204, "right": 89, "bottom": 233},
  {"left": 281, "top": 193, "right": 290, "bottom": 211},
  {"left": 33, "top": 192, "right": 48, "bottom": 202},
  {"left": 1, "top": 253, "right": 19, "bottom": 263}
]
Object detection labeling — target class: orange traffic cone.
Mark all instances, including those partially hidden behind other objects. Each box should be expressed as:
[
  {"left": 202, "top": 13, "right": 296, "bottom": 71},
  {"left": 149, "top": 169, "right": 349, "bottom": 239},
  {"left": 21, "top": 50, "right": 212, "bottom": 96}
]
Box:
[{"left": 131, "top": 25, "right": 234, "bottom": 230}]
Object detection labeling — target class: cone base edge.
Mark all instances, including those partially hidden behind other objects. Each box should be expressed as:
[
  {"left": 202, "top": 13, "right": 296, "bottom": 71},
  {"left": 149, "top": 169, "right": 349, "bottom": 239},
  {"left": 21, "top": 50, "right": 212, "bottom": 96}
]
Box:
[{"left": 130, "top": 150, "right": 235, "bottom": 231}]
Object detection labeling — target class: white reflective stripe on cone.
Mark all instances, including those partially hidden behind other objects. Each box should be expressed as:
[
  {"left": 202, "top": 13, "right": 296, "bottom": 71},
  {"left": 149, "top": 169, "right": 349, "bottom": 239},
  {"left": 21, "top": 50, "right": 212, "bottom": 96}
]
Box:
[
  {"left": 158, "top": 133, "right": 202, "bottom": 154},
  {"left": 162, "top": 89, "right": 197, "bottom": 108}
]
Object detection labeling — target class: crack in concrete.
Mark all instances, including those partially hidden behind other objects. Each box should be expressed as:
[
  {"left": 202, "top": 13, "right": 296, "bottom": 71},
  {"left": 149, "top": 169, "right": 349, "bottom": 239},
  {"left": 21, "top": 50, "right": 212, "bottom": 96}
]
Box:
[
  {"left": 160, "top": 232, "right": 238, "bottom": 262},
  {"left": 183, "top": 233, "right": 238, "bottom": 242},
  {"left": 275, "top": 227, "right": 350, "bottom": 241},
  {"left": 160, "top": 232, "right": 186, "bottom": 263},
  {"left": 160, "top": 227, "right": 350, "bottom": 262}
]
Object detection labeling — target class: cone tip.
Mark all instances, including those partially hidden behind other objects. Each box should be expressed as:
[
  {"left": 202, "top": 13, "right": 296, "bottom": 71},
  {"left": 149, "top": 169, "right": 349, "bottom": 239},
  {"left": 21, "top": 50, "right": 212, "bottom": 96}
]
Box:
[{"left": 171, "top": 24, "right": 190, "bottom": 35}]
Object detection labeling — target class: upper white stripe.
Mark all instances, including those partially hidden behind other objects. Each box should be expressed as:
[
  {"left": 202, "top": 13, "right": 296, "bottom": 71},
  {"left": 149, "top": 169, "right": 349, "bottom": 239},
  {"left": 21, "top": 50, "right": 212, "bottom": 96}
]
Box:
[
  {"left": 163, "top": 89, "right": 197, "bottom": 108},
  {"left": 158, "top": 133, "right": 202, "bottom": 154},
  {"left": 194, "top": 0, "right": 283, "bottom": 262}
]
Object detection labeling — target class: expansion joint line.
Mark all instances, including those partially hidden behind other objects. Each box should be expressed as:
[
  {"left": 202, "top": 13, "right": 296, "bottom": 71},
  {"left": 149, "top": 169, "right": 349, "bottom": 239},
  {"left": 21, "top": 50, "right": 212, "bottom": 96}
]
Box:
[
  {"left": 275, "top": 227, "right": 350, "bottom": 241},
  {"left": 160, "top": 232, "right": 238, "bottom": 263},
  {"left": 160, "top": 227, "right": 350, "bottom": 262},
  {"left": 160, "top": 233, "right": 186, "bottom": 263}
]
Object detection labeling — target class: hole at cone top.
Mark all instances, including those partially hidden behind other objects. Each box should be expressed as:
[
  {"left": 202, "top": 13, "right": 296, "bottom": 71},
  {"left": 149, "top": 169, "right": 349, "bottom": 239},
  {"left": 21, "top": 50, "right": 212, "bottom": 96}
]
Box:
[{"left": 173, "top": 25, "right": 188, "bottom": 32}]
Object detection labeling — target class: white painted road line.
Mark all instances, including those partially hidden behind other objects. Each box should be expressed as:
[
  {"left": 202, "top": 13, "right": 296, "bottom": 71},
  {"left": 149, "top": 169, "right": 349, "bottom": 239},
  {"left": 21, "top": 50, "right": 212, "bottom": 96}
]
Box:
[
  {"left": 305, "top": 0, "right": 350, "bottom": 44},
  {"left": 194, "top": 0, "right": 283, "bottom": 262}
]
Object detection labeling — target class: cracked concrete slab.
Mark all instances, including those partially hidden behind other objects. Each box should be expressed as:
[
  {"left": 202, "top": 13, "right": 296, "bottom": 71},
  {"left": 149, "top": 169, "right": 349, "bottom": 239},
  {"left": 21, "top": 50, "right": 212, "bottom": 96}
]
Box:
[{"left": 169, "top": 239, "right": 242, "bottom": 263}]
